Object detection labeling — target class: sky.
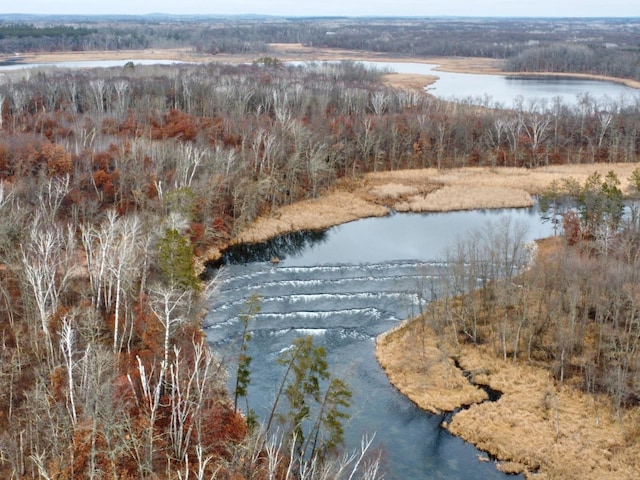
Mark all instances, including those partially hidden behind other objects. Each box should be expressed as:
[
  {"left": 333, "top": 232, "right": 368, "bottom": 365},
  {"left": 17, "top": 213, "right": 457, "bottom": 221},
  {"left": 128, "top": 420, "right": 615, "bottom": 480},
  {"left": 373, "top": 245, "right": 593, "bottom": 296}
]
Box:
[{"left": 2, "top": 1, "right": 640, "bottom": 18}]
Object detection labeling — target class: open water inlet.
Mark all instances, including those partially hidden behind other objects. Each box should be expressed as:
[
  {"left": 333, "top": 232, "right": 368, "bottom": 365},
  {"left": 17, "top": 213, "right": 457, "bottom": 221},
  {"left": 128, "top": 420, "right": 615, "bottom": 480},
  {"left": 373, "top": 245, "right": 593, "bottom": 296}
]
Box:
[{"left": 205, "top": 209, "right": 552, "bottom": 479}]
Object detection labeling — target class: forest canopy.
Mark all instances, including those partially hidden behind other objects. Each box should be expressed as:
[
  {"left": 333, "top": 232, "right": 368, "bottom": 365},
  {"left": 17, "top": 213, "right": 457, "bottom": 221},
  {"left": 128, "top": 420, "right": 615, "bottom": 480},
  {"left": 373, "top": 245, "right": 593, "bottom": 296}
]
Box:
[
  {"left": 0, "top": 23, "right": 95, "bottom": 39},
  {"left": 0, "top": 15, "right": 640, "bottom": 478}
]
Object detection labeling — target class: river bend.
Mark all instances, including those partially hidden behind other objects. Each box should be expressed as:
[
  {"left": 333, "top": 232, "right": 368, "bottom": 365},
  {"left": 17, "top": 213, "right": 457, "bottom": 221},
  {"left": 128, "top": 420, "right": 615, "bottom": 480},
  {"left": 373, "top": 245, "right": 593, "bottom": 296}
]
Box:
[{"left": 204, "top": 209, "right": 552, "bottom": 479}]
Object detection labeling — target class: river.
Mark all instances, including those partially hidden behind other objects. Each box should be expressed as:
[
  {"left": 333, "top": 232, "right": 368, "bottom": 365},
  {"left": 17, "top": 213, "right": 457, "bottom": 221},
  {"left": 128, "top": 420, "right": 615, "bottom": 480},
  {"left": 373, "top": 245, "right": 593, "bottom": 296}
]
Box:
[
  {"left": 2, "top": 55, "right": 613, "bottom": 477},
  {"left": 204, "top": 207, "right": 554, "bottom": 479}
]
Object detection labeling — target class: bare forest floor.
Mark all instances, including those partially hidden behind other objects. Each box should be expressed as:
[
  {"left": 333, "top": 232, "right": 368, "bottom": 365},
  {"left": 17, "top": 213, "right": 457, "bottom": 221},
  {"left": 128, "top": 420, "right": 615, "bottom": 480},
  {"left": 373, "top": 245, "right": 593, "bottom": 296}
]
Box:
[{"left": 17, "top": 45, "right": 640, "bottom": 479}]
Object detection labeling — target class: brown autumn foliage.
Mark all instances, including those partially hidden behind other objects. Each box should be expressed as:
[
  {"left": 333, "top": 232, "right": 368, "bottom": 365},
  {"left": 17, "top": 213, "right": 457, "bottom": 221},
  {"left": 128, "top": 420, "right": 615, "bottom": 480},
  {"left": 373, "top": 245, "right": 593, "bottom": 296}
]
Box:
[
  {"left": 0, "top": 56, "right": 638, "bottom": 478},
  {"left": 151, "top": 109, "right": 200, "bottom": 141}
]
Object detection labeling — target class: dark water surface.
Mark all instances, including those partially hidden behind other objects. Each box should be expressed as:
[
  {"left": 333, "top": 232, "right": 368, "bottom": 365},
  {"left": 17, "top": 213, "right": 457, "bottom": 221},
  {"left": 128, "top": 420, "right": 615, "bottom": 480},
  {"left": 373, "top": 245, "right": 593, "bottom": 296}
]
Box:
[{"left": 205, "top": 207, "right": 554, "bottom": 479}]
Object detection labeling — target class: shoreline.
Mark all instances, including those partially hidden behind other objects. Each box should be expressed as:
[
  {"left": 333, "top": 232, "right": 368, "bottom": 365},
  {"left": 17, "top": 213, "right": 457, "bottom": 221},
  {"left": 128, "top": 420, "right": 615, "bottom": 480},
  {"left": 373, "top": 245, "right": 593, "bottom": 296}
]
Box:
[
  {"left": 9, "top": 45, "right": 640, "bottom": 478},
  {"left": 211, "top": 163, "right": 640, "bottom": 480},
  {"left": 6, "top": 44, "right": 640, "bottom": 90},
  {"left": 224, "top": 163, "right": 640, "bottom": 250}
]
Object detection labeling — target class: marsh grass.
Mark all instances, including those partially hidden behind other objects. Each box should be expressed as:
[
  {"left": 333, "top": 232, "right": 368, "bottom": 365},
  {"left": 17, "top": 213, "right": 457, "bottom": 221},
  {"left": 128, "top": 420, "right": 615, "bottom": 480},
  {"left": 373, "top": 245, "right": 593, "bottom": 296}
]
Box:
[
  {"left": 233, "top": 190, "right": 389, "bottom": 245},
  {"left": 206, "top": 163, "right": 640, "bottom": 476},
  {"left": 403, "top": 185, "right": 533, "bottom": 211},
  {"left": 376, "top": 320, "right": 488, "bottom": 414},
  {"left": 376, "top": 249, "right": 640, "bottom": 479},
  {"left": 449, "top": 361, "right": 640, "bottom": 479},
  {"left": 377, "top": 298, "right": 640, "bottom": 478},
  {"left": 368, "top": 182, "right": 419, "bottom": 199},
  {"left": 229, "top": 164, "right": 639, "bottom": 252}
]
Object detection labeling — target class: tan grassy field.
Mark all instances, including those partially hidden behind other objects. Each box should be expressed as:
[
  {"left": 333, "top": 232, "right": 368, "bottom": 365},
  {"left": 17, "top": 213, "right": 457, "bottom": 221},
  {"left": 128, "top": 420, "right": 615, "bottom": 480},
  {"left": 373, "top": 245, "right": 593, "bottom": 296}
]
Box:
[
  {"left": 5, "top": 47, "right": 201, "bottom": 64},
  {"left": 229, "top": 163, "right": 640, "bottom": 248}
]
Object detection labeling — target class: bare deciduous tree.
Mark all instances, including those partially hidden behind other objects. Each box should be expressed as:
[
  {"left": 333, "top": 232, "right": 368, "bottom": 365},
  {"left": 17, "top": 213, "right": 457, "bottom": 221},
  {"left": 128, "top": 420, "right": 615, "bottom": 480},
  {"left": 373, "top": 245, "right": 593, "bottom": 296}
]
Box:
[{"left": 21, "top": 223, "right": 75, "bottom": 357}]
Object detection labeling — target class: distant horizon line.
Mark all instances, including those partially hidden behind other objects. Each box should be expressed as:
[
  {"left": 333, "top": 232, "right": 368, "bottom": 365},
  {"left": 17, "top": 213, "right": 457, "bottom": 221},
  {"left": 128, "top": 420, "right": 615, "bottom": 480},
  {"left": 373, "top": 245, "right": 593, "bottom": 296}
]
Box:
[{"left": 0, "top": 13, "right": 639, "bottom": 20}]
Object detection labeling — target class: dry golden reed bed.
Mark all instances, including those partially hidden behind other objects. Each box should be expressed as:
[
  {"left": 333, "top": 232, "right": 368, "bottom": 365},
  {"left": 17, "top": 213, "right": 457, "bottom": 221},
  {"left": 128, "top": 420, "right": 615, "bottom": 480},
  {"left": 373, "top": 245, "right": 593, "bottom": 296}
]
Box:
[
  {"left": 233, "top": 163, "right": 640, "bottom": 246},
  {"left": 377, "top": 320, "right": 640, "bottom": 479}
]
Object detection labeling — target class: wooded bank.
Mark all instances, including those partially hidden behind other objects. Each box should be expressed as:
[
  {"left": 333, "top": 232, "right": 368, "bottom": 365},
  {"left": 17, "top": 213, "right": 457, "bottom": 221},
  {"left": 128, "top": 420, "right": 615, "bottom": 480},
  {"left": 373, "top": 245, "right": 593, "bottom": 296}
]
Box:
[{"left": 0, "top": 43, "right": 639, "bottom": 478}]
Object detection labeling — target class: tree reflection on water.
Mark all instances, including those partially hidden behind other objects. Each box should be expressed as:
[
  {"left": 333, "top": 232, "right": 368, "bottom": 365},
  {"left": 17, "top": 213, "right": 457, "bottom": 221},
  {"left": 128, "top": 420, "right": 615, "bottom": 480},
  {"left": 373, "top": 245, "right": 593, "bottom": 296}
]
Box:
[{"left": 208, "top": 229, "right": 329, "bottom": 268}]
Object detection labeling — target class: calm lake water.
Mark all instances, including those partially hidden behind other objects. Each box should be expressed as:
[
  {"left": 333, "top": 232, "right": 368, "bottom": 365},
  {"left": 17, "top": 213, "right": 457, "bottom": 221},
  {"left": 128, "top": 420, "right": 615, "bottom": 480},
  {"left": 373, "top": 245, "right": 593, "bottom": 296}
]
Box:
[
  {"left": 205, "top": 207, "right": 554, "bottom": 480},
  {"left": 364, "top": 61, "right": 639, "bottom": 107},
  {"left": 3, "top": 58, "right": 636, "bottom": 109}
]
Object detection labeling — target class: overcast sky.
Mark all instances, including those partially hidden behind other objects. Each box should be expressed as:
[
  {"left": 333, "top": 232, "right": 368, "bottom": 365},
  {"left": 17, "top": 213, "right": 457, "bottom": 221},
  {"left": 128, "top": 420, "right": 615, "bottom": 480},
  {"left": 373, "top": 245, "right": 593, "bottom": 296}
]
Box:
[{"left": 2, "top": 1, "right": 639, "bottom": 18}]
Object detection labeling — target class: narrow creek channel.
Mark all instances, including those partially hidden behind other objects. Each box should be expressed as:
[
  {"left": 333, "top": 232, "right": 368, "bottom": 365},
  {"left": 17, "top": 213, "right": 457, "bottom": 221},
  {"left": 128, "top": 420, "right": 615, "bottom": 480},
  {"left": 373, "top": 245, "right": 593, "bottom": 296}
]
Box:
[{"left": 204, "top": 207, "right": 553, "bottom": 479}]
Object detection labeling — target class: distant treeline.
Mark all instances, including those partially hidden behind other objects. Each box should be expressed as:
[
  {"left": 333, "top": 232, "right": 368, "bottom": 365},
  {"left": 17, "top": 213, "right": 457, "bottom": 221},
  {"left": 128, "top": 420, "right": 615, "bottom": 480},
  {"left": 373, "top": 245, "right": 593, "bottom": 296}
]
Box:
[
  {"left": 0, "top": 22, "right": 98, "bottom": 52},
  {"left": 505, "top": 43, "right": 640, "bottom": 84},
  {"left": 0, "top": 23, "right": 95, "bottom": 39},
  {"left": 0, "top": 17, "right": 639, "bottom": 80}
]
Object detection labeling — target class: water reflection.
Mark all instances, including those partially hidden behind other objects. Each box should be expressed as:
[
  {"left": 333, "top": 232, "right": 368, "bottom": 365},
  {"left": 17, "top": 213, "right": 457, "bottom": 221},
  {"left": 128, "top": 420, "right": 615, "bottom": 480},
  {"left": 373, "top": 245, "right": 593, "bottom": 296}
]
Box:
[
  {"left": 212, "top": 229, "right": 329, "bottom": 266},
  {"left": 206, "top": 208, "right": 550, "bottom": 479},
  {"left": 360, "top": 61, "right": 638, "bottom": 107}
]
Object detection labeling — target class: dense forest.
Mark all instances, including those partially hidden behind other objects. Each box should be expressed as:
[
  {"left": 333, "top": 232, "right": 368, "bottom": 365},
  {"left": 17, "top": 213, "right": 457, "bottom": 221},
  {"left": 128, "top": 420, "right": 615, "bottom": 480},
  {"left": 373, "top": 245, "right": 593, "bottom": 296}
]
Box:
[{"left": 0, "top": 15, "right": 640, "bottom": 479}]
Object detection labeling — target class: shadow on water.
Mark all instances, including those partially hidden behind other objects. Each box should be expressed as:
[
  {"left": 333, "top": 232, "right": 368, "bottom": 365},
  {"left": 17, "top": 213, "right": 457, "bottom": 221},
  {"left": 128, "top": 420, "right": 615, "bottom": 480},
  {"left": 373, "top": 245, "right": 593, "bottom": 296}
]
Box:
[{"left": 206, "top": 229, "right": 329, "bottom": 269}]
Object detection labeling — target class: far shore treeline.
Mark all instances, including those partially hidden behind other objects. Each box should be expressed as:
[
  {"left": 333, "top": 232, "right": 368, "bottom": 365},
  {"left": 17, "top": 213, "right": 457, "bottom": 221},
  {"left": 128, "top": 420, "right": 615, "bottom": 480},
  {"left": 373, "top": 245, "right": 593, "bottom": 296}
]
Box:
[{"left": 1, "top": 16, "right": 640, "bottom": 81}]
